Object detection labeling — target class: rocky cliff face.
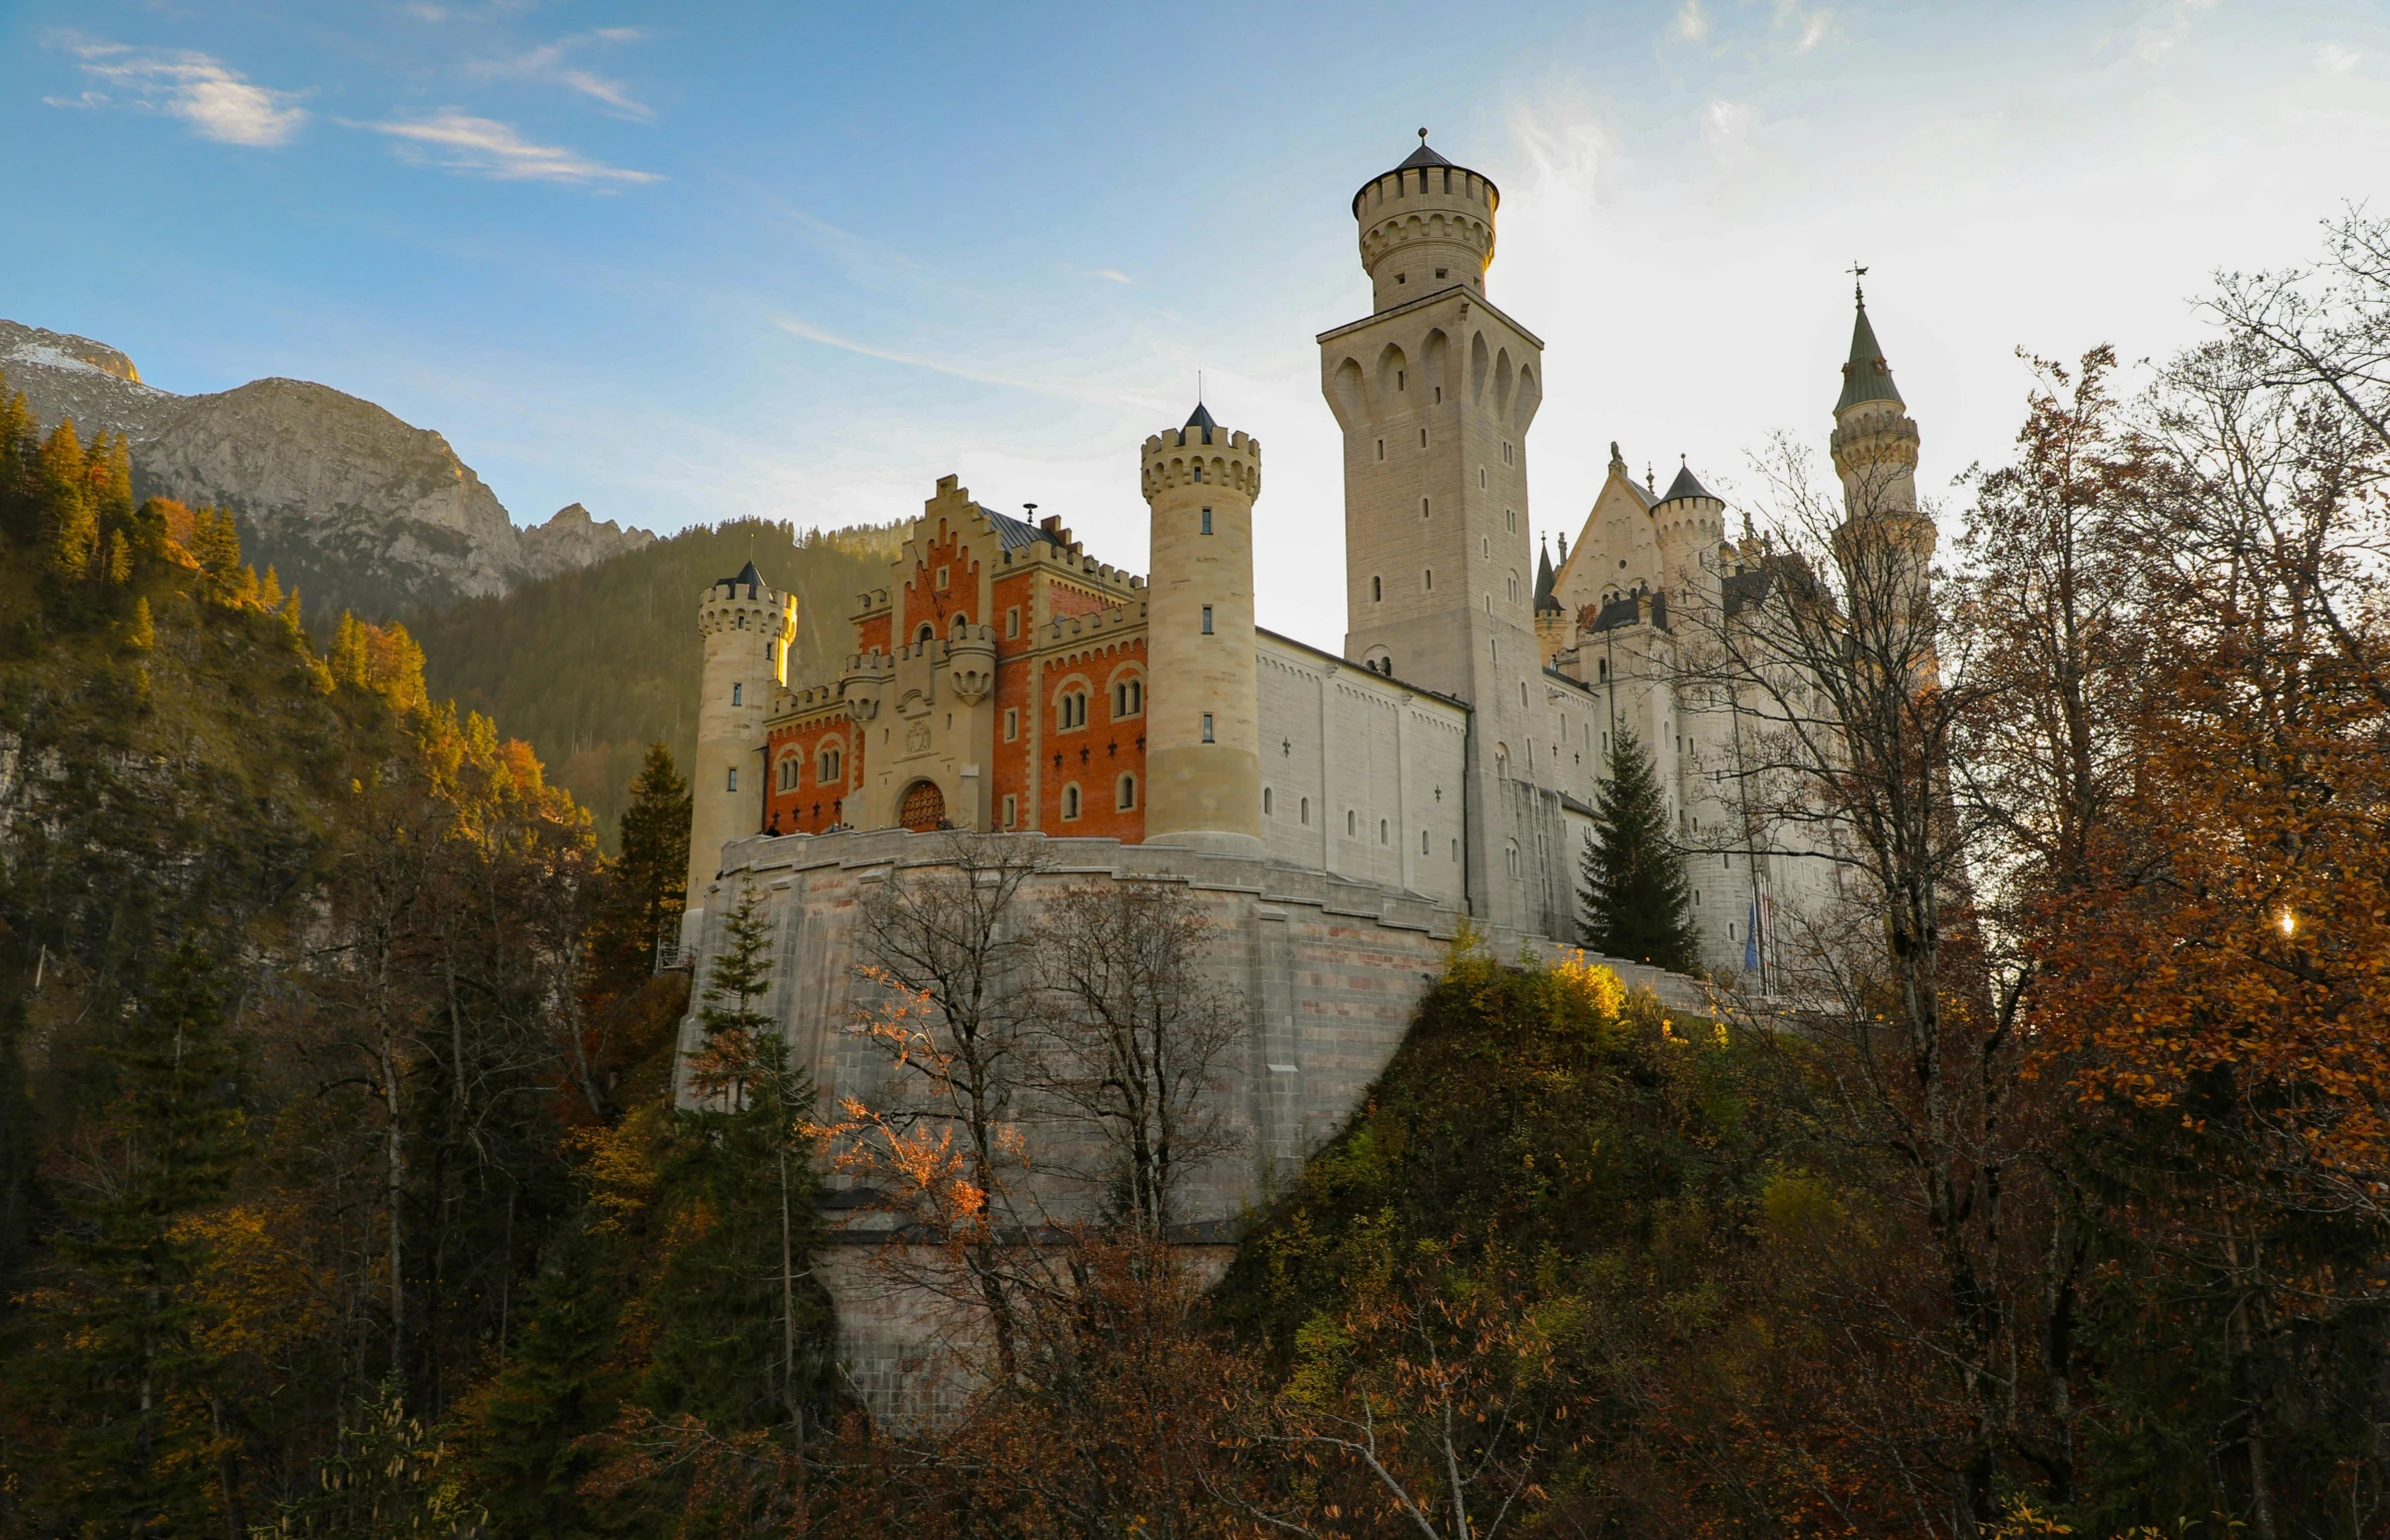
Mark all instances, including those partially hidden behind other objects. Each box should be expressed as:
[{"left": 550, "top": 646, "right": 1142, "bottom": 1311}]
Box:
[{"left": 0, "top": 319, "right": 654, "bottom": 619}]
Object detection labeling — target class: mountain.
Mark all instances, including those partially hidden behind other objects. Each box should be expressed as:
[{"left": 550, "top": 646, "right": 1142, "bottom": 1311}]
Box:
[
  {"left": 0, "top": 319, "right": 653, "bottom": 620},
  {"left": 409, "top": 517, "right": 906, "bottom": 842}
]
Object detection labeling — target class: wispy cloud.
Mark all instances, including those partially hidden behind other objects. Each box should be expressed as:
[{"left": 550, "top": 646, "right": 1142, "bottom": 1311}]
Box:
[
  {"left": 472, "top": 29, "right": 654, "bottom": 120},
  {"left": 367, "top": 111, "right": 661, "bottom": 184},
  {"left": 2317, "top": 41, "right": 2362, "bottom": 74},
  {"left": 55, "top": 40, "right": 308, "bottom": 146},
  {"left": 1089, "top": 269, "right": 1134, "bottom": 286},
  {"left": 1702, "top": 96, "right": 1758, "bottom": 156},
  {"left": 1674, "top": 1, "right": 1708, "bottom": 44},
  {"left": 771, "top": 315, "right": 1134, "bottom": 406},
  {"left": 1772, "top": 1, "right": 1832, "bottom": 56},
  {"left": 2129, "top": 0, "right": 2221, "bottom": 62}
]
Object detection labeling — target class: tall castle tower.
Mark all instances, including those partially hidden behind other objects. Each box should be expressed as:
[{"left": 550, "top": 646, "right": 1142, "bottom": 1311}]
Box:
[
  {"left": 1142, "top": 405, "right": 1262, "bottom": 855},
  {"left": 1828, "top": 284, "right": 1935, "bottom": 622},
  {"left": 685, "top": 560, "right": 796, "bottom": 945},
  {"left": 1319, "top": 133, "right": 1552, "bottom": 929}
]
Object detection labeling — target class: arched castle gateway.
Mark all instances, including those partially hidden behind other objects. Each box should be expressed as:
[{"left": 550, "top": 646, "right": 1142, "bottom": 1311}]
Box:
[{"left": 671, "top": 137, "right": 1931, "bottom": 1406}]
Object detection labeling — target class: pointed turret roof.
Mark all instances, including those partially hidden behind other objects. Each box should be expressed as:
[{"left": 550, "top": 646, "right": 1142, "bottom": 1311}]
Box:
[
  {"left": 1658, "top": 459, "right": 1714, "bottom": 504},
  {"left": 1836, "top": 292, "right": 1903, "bottom": 414},
  {"left": 718, "top": 559, "right": 765, "bottom": 598},
  {"left": 1397, "top": 138, "right": 1453, "bottom": 171},
  {"left": 1185, "top": 400, "right": 1216, "bottom": 443},
  {"left": 1534, "top": 540, "right": 1560, "bottom": 614}
]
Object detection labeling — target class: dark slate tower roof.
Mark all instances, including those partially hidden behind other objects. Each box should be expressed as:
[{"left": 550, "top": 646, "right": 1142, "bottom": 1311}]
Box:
[
  {"left": 1353, "top": 130, "right": 1499, "bottom": 213},
  {"left": 718, "top": 559, "right": 765, "bottom": 598},
  {"left": 1185, "top": 400, "right": 1216, "bottom": 443},
  {"left": 1837, "top": 295, "right": 1903, "bottom": 414},
  {"left": 1534, "top": 540, "right": 1560, "bottom": 614},
  {"left": 1396, "top": 138, "right": 1454, "bottom": 171},
  {"left": 1658, "top": 460, "right": 1715, "bottom": 503}
]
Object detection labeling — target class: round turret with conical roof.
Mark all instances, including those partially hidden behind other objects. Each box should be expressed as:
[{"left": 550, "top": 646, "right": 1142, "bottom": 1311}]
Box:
[
  {"left": 1141, "top": 402, "right": 1262, "bottom": 855},
  {"left": 686, "top": 559, "right": 796, "bottom": 948},
  {"left": 1350, "top": 130, "right": 1499, "bottom": 314}
]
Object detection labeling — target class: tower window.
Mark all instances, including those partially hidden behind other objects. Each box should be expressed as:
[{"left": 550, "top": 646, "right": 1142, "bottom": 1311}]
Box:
[
  {"left": 1397, "top": 370, "right": 1405, "bottom": 390},
  {"left": 779, "top": 757, "right": 798, "bottom": 791},
  {"left": 1419, "top": 428, "right": 1428, "bottom": 449},
  {"left": 1424, "top": 569, "right": 1433, "bottom": 591},
  {"left": 1301, "top": 796, "right": 1310, "bottom": 824},
  {"left": 1113, "top": 678, "right": 1143, "bottom": 718},
  {"left": 1117, "top": 774, "right": 1137, "bottom": 810},
  {"left": 1059, "top": 690, "right": 1089, "bottom": 730},
  {"left": 1006, "top": 708, "right": 1020, "bottom": 741},
  {"left": 936, "top": 565, "right": 950, "bottom": 590},
  {"left": 732, "top": 683, "right": 743, "bottom": 706},
  {"left": 727, "top": 768, "right": 739, "bottom": 792},
  {"left": 1433, "top": 385, "right": 1442, "bottom": 403},
  {"left": 767, "top": 640, "right": 777, "bottom": 662},
  {"left": 1003, "top": 793, "right": 1019, "bottom": 828},
  {"left": 1200, "top": 507, "right": 1212, "bottom": 535},
  {"left": 1201, "top": 606, "right": 1213, "bottom": 635},
  {"left": 1451, "top": 838, "right": 1459, "bottom": 861},
  {"left": 1193, "top": 462, "right": 1204, "bottom": 482},
  {"left": 1372, "top": 576, "right": 1382, "bottom": 602},
  {"left": 1063, "top": 783, "right": 1082, "bottom": 820},
  {"left": 1503, "top": 441, "right": 1514, "bottom": 465},
  {"left": 1201, "top": 713, "right": 1214, "bottom": 743},
  {"left": 1378, "top": 817, "right": 1388, "bottom": 844},
  {"left": 1376, "top": 439, "right": 1384, "bottom": 461},
  {"left": 1506, "top": 840, "right": 1519, "bottom": 877},
  {"left": 820, "top": 746, "right": 842, "bottom": 782},
  {"left": 1263, "top": 786, "right": 1274, "bottom": 815},
  {"left": 1007, "top": 607, "right": 1021, "bottom": 637},
  {"left": 1505, "top": 508, "right": 1517, "bottom": 533},
  {"left": 1480, "top": 468, "right": 1486, "bottom": 489},
  {"left": 917, "top": 623, "right": 935, "bottom": 647},
  {"left": 1422, "top": 497, "right": 1431, "bottom": 520},
  {"left": 1347, "top": 809, "right": 1357, "bottom": 836},
  {"left": 1421, "top": 828, "right": 1429, "bottom": 854}
]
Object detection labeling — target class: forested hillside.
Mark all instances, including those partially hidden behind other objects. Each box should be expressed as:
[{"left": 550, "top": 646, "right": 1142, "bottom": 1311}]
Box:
[{"left": 409, "top": 518, "right": 904, "bottom": 841}]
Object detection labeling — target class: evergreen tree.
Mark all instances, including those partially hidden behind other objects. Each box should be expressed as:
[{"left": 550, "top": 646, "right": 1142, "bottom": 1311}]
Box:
[
  {"left": 35, "top": 419, "right": 95, "bottom": 580},
  {"left": 593, "top": 743, "right": 691, "bottom": 991},
  {"left": 464, "top": 1212, "right": 623, "bottom": 1539},
  {"left": 643, "top": 883, "right": 833, "bottom": 1435},
  {"left": 36, "top": 938, "right": 250, "bottom": 1537},
  {"left": 188, "top": 506, "right": 244, "bottom": 599},
  {"left": 1577, "top": 729, "right": 1703, "bottom": 973},
  {"left": 0, "top": 381, "right": 37, "bottom": 538}
]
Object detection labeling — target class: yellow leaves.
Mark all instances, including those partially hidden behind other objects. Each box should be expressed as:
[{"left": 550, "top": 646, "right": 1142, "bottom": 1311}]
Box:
[
  {"left": 1550, "top": 950, "right": 1627, "bottom": 1024},
  {"left": 176, "top": 1200, "right": 336, "bottom": 1362}
]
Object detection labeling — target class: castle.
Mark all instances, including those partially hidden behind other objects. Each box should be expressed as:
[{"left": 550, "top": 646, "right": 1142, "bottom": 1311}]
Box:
[
  {"left": 678, "top": 133, "right": 1926, "bottom": 979},
  {"left": 672, "top": 134, "right": 1930, "bottom": 1406}
]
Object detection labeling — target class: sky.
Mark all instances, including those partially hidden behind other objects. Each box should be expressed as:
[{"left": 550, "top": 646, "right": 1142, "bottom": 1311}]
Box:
[{"left": 3, "top": 0, "right": 2386, "bottom": 650}]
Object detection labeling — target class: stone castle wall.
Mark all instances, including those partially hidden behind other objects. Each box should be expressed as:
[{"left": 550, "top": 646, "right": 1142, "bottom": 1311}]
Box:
[{"left": 674, "top": 824, "right": 1705, "bottom": 1417}]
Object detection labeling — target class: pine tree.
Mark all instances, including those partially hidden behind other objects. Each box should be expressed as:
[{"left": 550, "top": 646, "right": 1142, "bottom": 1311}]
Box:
[
  {"left": 464, "top": 1212, "right": 622, "bottom": 1539},
  {"left": 36, "top": 938, "right": 250, "bottom": 1537},
  {"left": 35, "top": 419, "right": 95, "bottom": 579},
  {"left": 642, "top": 883, "right": 832, "bottom": 1435},
  {"left": 330, "top": 610, "right": 371, "bottom": 689},
  {"left": 188, "top": 506, "right": 244, "bottom": 599},
  {"left": 127, "top": 596, "right": 155, "bottom": 650},
  {"left": 593, "top": 744, "right": 691, "bottom": 991},
  {"left": 1578, "top": 729, "right": 1703, "bottom": 973}
]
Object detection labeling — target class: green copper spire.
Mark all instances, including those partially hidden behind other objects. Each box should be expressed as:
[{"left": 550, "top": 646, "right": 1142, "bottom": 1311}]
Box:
[{"left": 1835, "top": 285, "right": 1903, "bottom": 414}]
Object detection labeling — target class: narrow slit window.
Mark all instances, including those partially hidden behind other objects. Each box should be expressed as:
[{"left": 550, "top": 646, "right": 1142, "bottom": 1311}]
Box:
[
  {"left": 1201, "top": 605, "right": 1213, "bottom": 635},
  {"left": 1201, "top": 713, "right": 1214, "bottom": 743},
  {"left": 1199, "top": 507, "right": 1212, "bottom": 535}
]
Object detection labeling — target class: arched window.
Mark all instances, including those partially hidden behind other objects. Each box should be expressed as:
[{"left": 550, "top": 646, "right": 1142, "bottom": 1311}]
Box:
[
  {"left": 1263, "top": 786, "right": 1274, "bottom": 815},
  {"left": 1378, "top": 817, "right": 1388, "bottom": 844},
  {"left": 1063, "top": 782, "right": 1083, "bottom": 819},
  {"left": 1597, "top": 658, "right": 1608, "bottom": 682},
  {"left": 819, "top": 745, "right": 842, "bottom": 783},
  {"left": 732, "top": 683, "right": 743, "bottom": 706},
  {"left": 1059, "top": 690, "right": 1089, "bottom": 730},
  {"left": 1420, "top": 828, "right": 1429, "bottom": 854},
  {"left": 1117, "top": 773, "right": 1137, "bottom": 810},
  {"left": 1346, "top": 808, "right": 1357, "bottom": 836},
  {"left": 1505, "top": 840, "right": 1520, "bottom": 877},
  {"left": 1113, "top": 676, "right": 1143, "bottom": 719},
  {"left": 916, "top": 623, "right": 935, "bottom": 647},
  {"left": 1300, "top": 797, "right": 1309, "bottom": 824},
  {"left": 778, "top": 756, "right": 799, "bottom": 791},
  {"left": 952, "top": 613, "right": 971, "bottom": 639}
]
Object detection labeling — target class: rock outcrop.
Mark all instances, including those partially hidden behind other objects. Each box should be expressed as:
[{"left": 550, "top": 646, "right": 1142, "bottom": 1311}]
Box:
[{"left": 0, "top": 319, "right": 654, "bottom": 618}]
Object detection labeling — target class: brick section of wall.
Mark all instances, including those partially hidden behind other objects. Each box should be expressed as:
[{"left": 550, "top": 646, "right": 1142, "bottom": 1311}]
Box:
[
  {"left": 1039, "top": 641, "right": 1148, "bottom": 840},
  {"left": 899, "top": 523, "right": 983, "bottom": 645},
  {"left": 766, "top": 715, "right": 861, "bottom": 834}
]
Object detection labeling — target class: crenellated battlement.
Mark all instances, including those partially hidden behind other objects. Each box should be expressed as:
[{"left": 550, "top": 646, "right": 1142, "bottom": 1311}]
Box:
[{"left": 1140, "top": 428, "right": 1261, "bottom": 499}]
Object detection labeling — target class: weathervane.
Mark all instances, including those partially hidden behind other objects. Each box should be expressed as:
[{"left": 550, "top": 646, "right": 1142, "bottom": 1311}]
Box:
[{"left": 1848, "top": 260, "right": 1869, "bottom": 303}]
